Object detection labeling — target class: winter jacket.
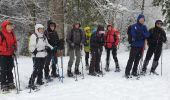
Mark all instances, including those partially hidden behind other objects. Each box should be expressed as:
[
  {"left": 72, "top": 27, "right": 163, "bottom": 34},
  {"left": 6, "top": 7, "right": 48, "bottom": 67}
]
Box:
[
  {"left": 84, "top": 27, "right": 92, "bottom": 52},
  {"left": 148, "top": 27, "right": 167, "bottom": 46},
  {"left": 104, "top": 28, "right": 120, "bottom": 49},
  {"left": 90, "top": 30, "right": 105, "bottom": 51},
  {"left": 0, "top": 20, "right": 17, "bottom": 56},
  {"left": 29, "top": 24, "right": 52, "bottom": 58},
  {"left": 66, "top": 27, "right": 84, "bottom": 48},
  {"left": 130, "top": 14, "right": 150, "bottom": 48},
  {"left": 44, "top": 21, "right": 60, "bottom": 47}
]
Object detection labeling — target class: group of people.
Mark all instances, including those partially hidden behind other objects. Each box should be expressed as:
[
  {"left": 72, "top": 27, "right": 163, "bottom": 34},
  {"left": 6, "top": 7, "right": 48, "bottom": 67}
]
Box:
[{"left": 0, "top": 14, "right": 167, "bottom": 92}]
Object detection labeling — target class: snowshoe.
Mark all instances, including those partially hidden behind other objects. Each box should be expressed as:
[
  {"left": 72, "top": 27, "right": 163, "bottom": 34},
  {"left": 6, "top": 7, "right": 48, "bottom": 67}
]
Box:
[
  {"left": 150, "top": 71, "right": 159, "bottom": 76},
  {"left": 74, "top": 69, "right": 81, "bottom": 75},
  {"left": 51, "top": 73, "right": 59, "bottom": 78},
  {"left": 8, "top": 83, "right": 16, "bottom": 90},
  {"left": 1, "top": 85, "right": 10, "bottom": 94}
]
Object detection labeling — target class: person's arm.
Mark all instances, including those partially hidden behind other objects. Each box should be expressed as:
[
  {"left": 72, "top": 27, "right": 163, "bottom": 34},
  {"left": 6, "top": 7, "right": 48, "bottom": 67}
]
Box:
[
  {"left": 143, "top": 25, "right": 150, "bottom": 38},
  {"left": 161, "top": 29, "right": 167, "bottom": 43},
  {"left": 66, "top": 30, "right": 72, "bottom": 44},
  {"left": 29, "top": 34, "right": 37, "bottom": 53},
  {"left": 0, "top": 34, "right": 6, "bottom": 52}
]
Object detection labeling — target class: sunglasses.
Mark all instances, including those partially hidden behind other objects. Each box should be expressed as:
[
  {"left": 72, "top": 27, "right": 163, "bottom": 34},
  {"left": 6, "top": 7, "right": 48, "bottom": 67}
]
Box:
[{"left": 157, "top": 23, "right": 163, "bottom": 25}]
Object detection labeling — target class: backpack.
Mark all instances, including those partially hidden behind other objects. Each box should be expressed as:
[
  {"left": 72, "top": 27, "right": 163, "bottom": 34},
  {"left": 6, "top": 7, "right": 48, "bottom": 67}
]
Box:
[{"left": 127, "top": 25, "right": 132, "bottom": 44}]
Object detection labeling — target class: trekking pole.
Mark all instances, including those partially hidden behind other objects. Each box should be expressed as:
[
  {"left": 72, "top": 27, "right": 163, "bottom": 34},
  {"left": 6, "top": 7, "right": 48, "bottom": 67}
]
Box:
[
  {"left": 60, "top": 50, "right": 64, "bottom": 83},
  {"left": 13, "top": 62, "right": 19, "bottom": 94},
  {"left": 161, "top": 50, "right": 163, "bottom": 76},
  {"left": 13, "top": 54, "right": 21, "bottom": 91},
  {"left": 80, "top": 50, "right": 84, "bottom": 79}
]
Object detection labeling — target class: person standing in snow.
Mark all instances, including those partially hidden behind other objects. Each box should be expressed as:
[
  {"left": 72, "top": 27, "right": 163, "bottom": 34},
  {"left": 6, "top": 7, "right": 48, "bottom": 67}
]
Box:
[
  {"left": 66, "top": 23, "right": 85, "bottom": 77},
  {"left": 125, "top": 14, "right": 150, "bottom": 78},
  {"left": 0, "top": 20, "right": 17, "bottom": 92},
  {"left": 28, "top": 24, "right": 52, "bottom": 89},
  {"left": 44, "top": 20, "right": 60, "bottom": 81},
  {"left": 141, "top": 20, "right": 167, "bottom": 75},
  {"left": 89, "top": 25, "right": 105, "bottom": 76},
  {"left": 84, "top": 26, "right": 92, "bottom": 70},
  {"left": 104, "top": 25, "right": 120, "bottom": 72}
]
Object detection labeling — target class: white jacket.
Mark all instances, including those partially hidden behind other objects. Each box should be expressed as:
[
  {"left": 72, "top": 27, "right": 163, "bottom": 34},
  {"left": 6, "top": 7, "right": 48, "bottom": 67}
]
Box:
[{"left": 29, "top": 24, "right": 52, "bottom": 57}]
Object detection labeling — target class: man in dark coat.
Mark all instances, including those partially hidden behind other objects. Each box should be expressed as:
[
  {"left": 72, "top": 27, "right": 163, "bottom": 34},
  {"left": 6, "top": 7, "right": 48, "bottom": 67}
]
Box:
[{"left": 141, "top": 20, "right": 167, "bottom": 75}]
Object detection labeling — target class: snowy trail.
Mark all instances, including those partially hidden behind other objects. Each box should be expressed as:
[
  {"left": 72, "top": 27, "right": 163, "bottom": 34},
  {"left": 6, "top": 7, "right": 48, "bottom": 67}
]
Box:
[{"left": 0, "top": 49, "right": 170, "bottom": 100}]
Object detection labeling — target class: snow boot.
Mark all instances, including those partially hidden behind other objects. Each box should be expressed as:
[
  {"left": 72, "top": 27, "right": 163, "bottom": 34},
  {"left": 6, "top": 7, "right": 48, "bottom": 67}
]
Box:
[
  {"left": 1, "top": 85, "right": 9, "bottom": 93},
  {"left": 8, "top": 83, "right": 16, "bottom": 90},
  {"left": 51, "top": 73, "right": 59, "bottom": 78},
  {"left": 89, "top": 72, "right": 97, "bottom": 76},
  {"left": 150, "top": 61, "right": 159, "bottom": 75},
  {"left": 105, "top": 64, "right": 110, "bottom": 72},
  {"left": 115, "top": 62, "right": 121, "bottom": 72},
  {"left": 74, "top": 67, "right": 81, "bottom": 75},
  {"left": 67, "top": 70, "right": 74, "bottom": 77},
  {"left": 141, "top": 60, "right": 149, "bottom": 75}
]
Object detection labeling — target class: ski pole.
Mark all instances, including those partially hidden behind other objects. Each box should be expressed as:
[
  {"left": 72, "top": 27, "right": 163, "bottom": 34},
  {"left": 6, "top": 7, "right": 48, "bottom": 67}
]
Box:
[
  {"left": 13, "top": 62, "right": 19, "bottom": 94},
  {"left": 80, "top": 50, "right": 84, "bottom": 79},
  {"left": 161, "top": 50, "right": 163, "bottom": 76},
  {"left": 13, "top": 54, "right": 21, "bottom": 91},
  {"left": 60, "top": 50, "right": 64, "bottom": 83}
]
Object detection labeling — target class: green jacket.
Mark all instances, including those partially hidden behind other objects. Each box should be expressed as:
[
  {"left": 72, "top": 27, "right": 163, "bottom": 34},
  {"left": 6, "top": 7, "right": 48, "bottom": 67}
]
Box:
[{"left": 84, "top": 32, "right": 92, "bottom": 52}]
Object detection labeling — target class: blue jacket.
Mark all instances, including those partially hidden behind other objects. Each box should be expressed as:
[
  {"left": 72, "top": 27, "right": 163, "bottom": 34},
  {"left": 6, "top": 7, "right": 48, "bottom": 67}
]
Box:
[{"left": 130, "top": 14, "right": 150, "bottom": 47}]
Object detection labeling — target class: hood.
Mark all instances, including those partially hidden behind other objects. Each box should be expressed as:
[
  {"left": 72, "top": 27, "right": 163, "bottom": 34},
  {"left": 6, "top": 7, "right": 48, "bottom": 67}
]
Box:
[
  {"left": 47, "top": 20, "right": 56, "bottom": 31},
  {"left": 1, "top": 20, "right": 13, "bottom": 33},
  {"left": 84, "top": 26, "right": 91, "bottom": 31},
  {"left": 35, "top": 24, "right": 44, "bottom": 36},
  {"left": 155, "top": 20, "right": 163, "bottom": 27},
  {"left": 137, "top": 14, "right": 145, "bottom": 24}
]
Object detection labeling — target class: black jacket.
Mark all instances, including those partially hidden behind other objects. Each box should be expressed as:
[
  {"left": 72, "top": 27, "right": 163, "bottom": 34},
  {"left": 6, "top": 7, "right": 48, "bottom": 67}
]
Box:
[
  {"left": 148, "top": 27, "right": 167, "bottom": 46},
  {"left": 90, "top": 31, "right": 105, "bottom": 51},
  {"left": 44, "top": 21, "right": 60, "bottom": 47}
]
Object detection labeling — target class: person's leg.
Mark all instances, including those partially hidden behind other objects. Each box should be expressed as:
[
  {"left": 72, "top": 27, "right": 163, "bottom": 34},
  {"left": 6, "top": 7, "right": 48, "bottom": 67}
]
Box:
[
  {"left": 0, "top": 56, "right": 8, "bottom": 90},
  {"left": 37, "top": 58, "right": 46, "bottom": 85},
  {"left": 142, "top": 46, "right": 155, "bottom": 72},
  {"left": 105, "top": 48, "right": 110, "bottom": 69},
  {"left": 125, "top": 47, "right": 138, "bottom": 76},
  {"left": 89, "top": 50, "right": 97, "bottom": 75},
  {"left": 67, "top": 49, "right": 75, "bottom": 77},
  {"left": 51, "top": 51, "right": 59, "bottom": 77},
  {"left": 95, "top": 48, "right": 102, "bottom": 73},
  {"left": 7, "top": 56, "right": 15, "bottom": 89},
  {"left": 29, "top": 58, "right": 38, "bottom": 86},
  {"left": 44, "top": 52, "right": 52, "bottom": 79},
  {"left": 132, "top": 48, "right": 142, "bottom": 76},
  {"left": 75, "top": 48, "right": 81, "bottom": 74},
  {"left": 112, "top": 47, "right": 120, "bottom": 72},
  {"left": 150, "top": 45, "right": 162, "bottom": 74}
]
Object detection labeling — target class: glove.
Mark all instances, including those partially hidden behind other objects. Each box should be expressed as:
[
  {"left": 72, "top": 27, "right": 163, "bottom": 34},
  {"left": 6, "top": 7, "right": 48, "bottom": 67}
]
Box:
[
  {"left": 45, "top": 46, "right": 52, "bottom": 53},
  {"left": 32, "top": 48, "right": 38, "bottom": 56}
]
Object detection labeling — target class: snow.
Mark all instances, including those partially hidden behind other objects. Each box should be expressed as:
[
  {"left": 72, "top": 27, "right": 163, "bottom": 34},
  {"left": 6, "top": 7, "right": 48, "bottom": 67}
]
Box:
[{"left": 0, "top": 49, "right": 170, "bottom": 100}]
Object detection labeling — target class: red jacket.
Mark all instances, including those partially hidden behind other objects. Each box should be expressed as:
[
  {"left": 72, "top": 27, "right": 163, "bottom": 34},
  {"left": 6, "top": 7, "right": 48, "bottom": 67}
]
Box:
[
  {"left": 104, "top": 28, "right": 120, "bottom": 49},
  {"left": 0, "top": 20, "right": 17, "bottom": 56}
]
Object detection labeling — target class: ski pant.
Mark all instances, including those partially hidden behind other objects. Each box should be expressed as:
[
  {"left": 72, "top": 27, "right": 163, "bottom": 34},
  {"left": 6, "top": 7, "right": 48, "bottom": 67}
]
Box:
[
  {"left": 145, "top": 44, "right": 162, "bottom": 62},
  {"left": 85, "top": 52, "right": 90, "bottom": 65},
  {"left": 0, "top": 55, "right": 14, "bottom": 87},
  {"left": 29, "top": 57, "right": 45, "bottom": 84},
  {"left": 89, "top": 48, "right": 102, "bottom": 73},
  {"left": 125, "top": 47, "right": 143, "bottom": 76},
  {"left": 68, "top": 47, "right": 81, "bottom": 71},
  {"left": 44, "top": 51, "right": 58, "bottom": 77},
  {"left": 143, "top": 44, "right": 162, "bottom": 72},
  {"left": 105, "top": 46, "right": 119, "bottom": 68}
]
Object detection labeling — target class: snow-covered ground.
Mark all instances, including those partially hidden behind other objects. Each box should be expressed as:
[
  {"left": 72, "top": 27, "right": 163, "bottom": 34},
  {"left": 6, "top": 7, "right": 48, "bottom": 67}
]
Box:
[{"left": 0, "top": 48, "right": 170, "bottom": 100}]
